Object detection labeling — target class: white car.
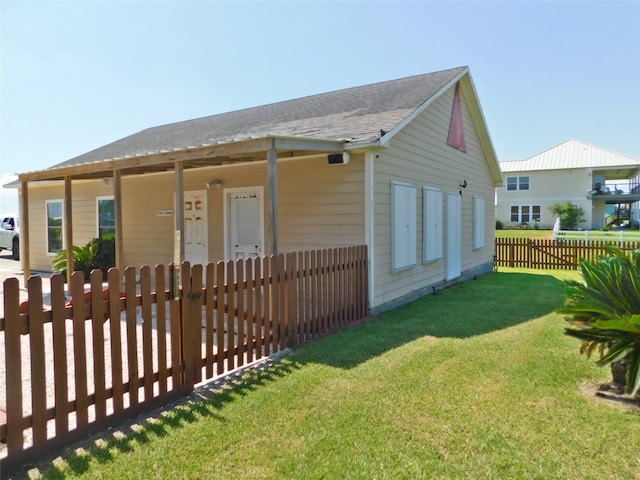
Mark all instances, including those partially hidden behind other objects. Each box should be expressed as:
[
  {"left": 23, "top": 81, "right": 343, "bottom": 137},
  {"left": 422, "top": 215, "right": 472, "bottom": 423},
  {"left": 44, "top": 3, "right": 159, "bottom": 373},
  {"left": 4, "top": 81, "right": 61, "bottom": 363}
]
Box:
[{"left": 0, "top": 214, "right": 19, "bottom": 260}]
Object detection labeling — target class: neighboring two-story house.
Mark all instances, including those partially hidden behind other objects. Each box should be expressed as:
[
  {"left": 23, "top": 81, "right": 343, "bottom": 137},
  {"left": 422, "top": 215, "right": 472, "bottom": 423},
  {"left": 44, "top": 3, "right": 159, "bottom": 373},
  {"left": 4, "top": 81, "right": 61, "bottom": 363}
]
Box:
[{"left": 496, "top": 139, "right": 640, "bottom": 230}]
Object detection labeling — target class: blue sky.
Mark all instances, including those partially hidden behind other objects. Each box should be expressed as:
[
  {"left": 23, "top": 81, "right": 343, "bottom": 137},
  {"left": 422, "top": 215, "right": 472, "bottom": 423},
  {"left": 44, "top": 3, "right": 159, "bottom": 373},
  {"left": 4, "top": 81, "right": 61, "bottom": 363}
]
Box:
[{"left": 1, "top": 0, "right": 639, "bottom": 212}]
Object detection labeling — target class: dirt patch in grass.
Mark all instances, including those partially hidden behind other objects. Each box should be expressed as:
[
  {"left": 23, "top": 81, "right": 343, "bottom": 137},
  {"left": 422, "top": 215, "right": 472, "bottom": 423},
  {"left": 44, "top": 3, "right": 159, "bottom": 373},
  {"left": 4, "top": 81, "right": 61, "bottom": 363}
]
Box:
[{"left": 581, "top": 382, "right": 640, "bottom": 415}]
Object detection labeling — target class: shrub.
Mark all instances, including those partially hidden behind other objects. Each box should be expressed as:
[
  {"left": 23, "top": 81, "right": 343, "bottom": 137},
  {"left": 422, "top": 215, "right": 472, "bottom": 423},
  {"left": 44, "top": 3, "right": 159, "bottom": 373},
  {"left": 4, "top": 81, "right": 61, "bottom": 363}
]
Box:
[
  {"left": 495, "top": 219, "right": 503, "bottom": 230},
  {"left": 549, "top": 202, "right": 585, "bottom": 230},
  {"left": 558, "top": 245, "right": 640, "bottom": 395},
  {"left": 52, "top": 237, "right": 116, "bottom": 282}
]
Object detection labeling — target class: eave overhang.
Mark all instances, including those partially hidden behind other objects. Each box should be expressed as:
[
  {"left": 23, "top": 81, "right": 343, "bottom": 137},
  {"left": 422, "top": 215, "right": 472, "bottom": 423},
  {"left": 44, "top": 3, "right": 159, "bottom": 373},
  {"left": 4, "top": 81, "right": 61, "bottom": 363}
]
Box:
[{"left": 18, "top": 135, "right": 348, "bottom": 182}]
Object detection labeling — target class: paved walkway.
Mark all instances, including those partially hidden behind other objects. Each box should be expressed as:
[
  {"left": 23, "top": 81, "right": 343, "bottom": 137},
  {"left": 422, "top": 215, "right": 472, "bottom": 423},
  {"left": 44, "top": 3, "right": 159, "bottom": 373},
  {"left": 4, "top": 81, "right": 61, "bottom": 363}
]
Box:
[{"left": 0, "top": 254, "right": 54, "bottom": 317}]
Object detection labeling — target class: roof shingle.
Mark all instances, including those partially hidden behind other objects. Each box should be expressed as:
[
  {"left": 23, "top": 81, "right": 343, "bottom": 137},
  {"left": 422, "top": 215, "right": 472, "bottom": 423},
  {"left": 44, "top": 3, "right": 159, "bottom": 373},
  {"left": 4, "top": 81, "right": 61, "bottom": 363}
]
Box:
[{"left": 51, "top": 67, "right": 467, "bottom": 169}]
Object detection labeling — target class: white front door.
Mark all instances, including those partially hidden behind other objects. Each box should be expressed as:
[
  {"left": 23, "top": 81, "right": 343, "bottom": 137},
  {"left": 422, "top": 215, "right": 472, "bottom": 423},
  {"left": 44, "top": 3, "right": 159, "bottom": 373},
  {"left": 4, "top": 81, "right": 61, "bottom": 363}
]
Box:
[
  {"left": 184, "top": 191, "right": 208, "bottom": 266},
  {"left": 446, "top": 192, "right": 461, "bottom": 280},
  {"left": 226, "top": 187, "right": 264, "bottom": 260}
]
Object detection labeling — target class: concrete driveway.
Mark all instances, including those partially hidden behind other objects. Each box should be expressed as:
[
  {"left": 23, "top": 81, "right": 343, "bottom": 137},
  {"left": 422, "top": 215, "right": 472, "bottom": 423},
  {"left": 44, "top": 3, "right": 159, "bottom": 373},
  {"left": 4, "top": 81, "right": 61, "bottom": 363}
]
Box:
[
  {"left": 0, "top": 251, "right": 22, "bottom": 282},
  {"left": 0, "top": 253, "right": 54, "bottom": 317},
  {"left": 0, "top": 252, "right": 25, "bottom": 315}
]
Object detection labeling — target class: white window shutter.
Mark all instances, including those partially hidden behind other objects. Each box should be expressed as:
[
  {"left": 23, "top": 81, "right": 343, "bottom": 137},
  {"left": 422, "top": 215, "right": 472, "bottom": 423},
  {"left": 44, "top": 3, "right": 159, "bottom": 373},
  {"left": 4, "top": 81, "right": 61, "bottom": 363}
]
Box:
[
  {"left": 423, "top": 186, "right": 443, "bottom": 262},
  {"left": 391, "top": 181, "right": 417, "bottom": 270},
  {"left": 474, "top": 195, "right": 485, "bottom": 250}
]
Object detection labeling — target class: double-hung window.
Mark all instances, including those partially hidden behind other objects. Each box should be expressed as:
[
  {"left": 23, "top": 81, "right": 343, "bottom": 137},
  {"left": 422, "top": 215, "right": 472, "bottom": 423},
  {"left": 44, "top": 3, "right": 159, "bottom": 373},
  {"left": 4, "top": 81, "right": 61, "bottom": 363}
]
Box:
[
  {"left": 97, "top": 197, "right": 115, "bottom": 239},
  {"left": 510, "top": 205, "right": 541, "bottom": 224},
  {"left": 506, "top": 176, "right": 530, "bottom": 191},
  {"left": 46, "top": 200, "right": 64, "bottom": 254},
  {"left": 532, "top": 205, "right": 541, "bottom": 222}
]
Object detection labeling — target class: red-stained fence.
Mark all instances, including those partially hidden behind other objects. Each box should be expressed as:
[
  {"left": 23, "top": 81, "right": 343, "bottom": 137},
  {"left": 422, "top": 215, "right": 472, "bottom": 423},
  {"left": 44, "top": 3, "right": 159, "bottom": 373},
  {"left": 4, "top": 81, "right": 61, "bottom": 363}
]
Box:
[
  {"left": 0, "top": 246, "right": 370, "bottom": 472},
  {"left": 495, "top": 238, "right": 640, "bottom": 269}
]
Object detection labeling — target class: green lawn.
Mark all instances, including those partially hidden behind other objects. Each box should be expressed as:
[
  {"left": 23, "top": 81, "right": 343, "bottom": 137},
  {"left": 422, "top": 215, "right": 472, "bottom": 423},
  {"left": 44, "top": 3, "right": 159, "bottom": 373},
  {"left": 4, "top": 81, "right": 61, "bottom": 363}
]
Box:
[
  {"left": 29, "top": 269, "right": 640, "bottom": 479},
  {"left": 495, "top": 229, "right": 554, "bottom": 240}
]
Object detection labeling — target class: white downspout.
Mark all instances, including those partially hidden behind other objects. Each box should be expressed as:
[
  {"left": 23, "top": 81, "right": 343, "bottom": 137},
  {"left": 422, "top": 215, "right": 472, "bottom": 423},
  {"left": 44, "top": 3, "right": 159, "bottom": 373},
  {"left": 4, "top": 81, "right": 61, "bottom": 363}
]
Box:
[{"left": 364, "top": 152, "right": 375, "bottom": 310}]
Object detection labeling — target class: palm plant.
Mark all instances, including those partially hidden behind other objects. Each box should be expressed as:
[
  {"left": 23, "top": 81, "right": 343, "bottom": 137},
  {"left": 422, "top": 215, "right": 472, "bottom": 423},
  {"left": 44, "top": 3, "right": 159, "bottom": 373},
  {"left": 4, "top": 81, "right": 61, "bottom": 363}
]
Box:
[
  {"left": 51, "top": 237, "right": 115, "bottom": 281},
  {"left": 558, "top": 245, "right": 640, "bottom": 396}
]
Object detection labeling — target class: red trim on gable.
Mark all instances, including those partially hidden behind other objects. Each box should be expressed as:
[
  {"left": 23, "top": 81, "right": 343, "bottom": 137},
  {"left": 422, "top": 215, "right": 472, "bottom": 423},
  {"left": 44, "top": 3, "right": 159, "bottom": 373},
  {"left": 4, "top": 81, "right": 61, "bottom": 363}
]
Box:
[{"left": 447, "top": 83, "right": 466, "bottom": 153}]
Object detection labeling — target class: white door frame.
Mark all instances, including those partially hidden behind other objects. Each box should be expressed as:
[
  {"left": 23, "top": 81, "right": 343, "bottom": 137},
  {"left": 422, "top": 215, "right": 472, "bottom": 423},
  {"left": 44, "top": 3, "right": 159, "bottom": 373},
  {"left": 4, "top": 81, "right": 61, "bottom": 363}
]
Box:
[
  {"left": 183, "top": 190, "right": 208, "bottom": 266},
  {"left": 446, "top": 191, "right": 462, "bottom": 280},
  {"left": 223, "top": 186, "right": 265, "bottom": 261}
]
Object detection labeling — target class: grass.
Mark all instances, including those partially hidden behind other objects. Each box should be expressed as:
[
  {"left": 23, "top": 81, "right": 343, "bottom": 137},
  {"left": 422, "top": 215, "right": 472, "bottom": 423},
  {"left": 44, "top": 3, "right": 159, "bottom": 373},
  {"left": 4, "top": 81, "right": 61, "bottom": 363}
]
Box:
[
  {"left": 27, "top": 269, "right": 640, "bottom": 479},
  {"left": 495, "top": 229, "right": 554, "bottom": 240}
]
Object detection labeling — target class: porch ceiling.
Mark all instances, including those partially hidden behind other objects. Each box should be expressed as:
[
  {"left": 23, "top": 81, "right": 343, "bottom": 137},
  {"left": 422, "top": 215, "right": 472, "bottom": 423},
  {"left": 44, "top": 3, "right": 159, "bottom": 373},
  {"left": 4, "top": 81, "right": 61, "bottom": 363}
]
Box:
[
  {"left": 592, "top": 165, "right": 640, "bottom": 180},
  {"left": 18, "top": 136, "right": 348, "bottom": 182}
]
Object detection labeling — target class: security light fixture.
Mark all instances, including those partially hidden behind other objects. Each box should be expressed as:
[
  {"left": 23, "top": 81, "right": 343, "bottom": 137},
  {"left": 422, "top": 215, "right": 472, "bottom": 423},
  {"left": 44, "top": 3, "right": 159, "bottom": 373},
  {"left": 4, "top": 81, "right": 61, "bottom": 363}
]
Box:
[{"left": 206, "top": 179, "right": 222, "bottom": 190}]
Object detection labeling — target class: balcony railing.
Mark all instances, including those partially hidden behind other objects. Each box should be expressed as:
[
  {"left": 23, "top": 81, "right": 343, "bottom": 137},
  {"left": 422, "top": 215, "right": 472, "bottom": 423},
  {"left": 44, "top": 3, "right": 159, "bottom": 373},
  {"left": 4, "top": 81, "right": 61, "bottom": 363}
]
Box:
[{"left": 589, "top": 179, "right": 640, "bottom": 202}]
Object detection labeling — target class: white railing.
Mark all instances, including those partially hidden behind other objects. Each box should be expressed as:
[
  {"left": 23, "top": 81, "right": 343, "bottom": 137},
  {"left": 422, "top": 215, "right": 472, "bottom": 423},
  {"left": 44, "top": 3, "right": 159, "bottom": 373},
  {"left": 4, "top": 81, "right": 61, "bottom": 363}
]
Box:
[{"left": 553, "top": 229, "right": 640, "bottom": 243}]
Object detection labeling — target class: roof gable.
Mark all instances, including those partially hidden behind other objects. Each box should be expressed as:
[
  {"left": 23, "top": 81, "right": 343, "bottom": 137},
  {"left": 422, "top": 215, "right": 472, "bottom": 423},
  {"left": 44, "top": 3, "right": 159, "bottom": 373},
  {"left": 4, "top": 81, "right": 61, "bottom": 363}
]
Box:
[
  {"left": 500, "top": 139, "right": 640, "bottom": 173},
  {"left": 379, "top": 67, "right": 501, "bottom": 185}
]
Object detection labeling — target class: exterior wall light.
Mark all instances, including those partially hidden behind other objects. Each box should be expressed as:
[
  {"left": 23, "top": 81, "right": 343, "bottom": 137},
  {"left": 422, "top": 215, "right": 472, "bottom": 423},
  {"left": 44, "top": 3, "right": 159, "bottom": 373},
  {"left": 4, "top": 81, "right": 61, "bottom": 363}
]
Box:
[{"left": 206, "top": 179, "right": 222, "bottom": 189}]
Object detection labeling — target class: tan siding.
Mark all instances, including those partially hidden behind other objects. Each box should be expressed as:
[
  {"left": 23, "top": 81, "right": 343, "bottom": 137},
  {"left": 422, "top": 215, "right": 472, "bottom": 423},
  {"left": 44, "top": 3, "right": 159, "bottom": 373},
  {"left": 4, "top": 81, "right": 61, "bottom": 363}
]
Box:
[
  {"left": 24, "top": 157, "right": 365, "bottom": 272},
  {"left": 25, "top": 180, "right": 114, "bottom": 272},
  {"left": 122, "top": 164, "right": 271, "bottom": 267},
  {"left": 278, "top": 155, "right": 365, "bottom": 251},
  {"left": 371, "top": 85, "right": 496, "bottom": 309},
  {"left": 120, "top": 174, "right": 175, "bottom": 268}
]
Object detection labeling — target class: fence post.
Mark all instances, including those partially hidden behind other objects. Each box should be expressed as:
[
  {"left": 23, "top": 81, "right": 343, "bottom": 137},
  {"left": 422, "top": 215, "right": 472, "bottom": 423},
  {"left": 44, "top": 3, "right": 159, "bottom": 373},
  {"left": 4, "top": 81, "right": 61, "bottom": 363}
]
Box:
[
  {"left": 90, "top": 270, "right": 107, "bottom": 420},
  {"left": 509, "top": 241, "right": 514, "bottom": 268},
  {"left": 287, "top": 252, "right": 297, "bottom": 348},
  {"left": 51, "top": 273, "right": 70, "bottom": 435},
  {"left": 216, "top": 261, "right": 226, "bottom": 375},
  {"left": 278, "top": 254, "right": 286, "bottom": 351},
  {"left": 226, "top": 260, "right": 236, "bottom": 372},
  {"left": 4, "top": 278, "right": 23, "bottom": 455},
  {"left": 70, "top": 271, "right": 90, "bottom": 426},
  {"left": 124, "top": 267, "right": 139, "bottom": 407},
  {"left": 180, "top": 261, "right": 196, "bottom": 387},
  {"left": 27, "top": 275, "right": 47, "bottom": 444},
  {"left": 236, "top": 258, "right": 245, "bottom": 368},
  {"left": 140, "top": 266, "right": 154, "bottom": 401},
  {"left": 190, "top": 263, "right": 203, "bottom": 385}
]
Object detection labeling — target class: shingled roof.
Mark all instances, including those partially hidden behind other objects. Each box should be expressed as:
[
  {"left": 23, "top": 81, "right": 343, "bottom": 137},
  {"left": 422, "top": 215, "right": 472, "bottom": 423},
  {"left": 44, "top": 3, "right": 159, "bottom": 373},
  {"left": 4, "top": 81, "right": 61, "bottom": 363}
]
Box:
[{"left": 51, "top": 66, "right": 467, "bottom": 169}]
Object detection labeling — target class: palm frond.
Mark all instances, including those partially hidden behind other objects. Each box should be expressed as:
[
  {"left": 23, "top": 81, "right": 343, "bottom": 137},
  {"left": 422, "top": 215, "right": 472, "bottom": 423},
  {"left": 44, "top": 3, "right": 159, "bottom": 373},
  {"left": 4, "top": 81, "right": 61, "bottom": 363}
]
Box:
[{"left": 622, "top": 346, "right": 640, "bottom": 395}]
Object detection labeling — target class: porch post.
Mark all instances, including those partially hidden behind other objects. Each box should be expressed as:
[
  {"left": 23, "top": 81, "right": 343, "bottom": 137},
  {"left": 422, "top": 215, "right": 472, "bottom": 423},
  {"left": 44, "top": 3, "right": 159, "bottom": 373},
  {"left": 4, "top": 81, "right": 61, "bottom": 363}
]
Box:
[
  {"left": 174, "top": 161, "right": 185, "bottom": 261},
  {"left": 267, "top": 147, "right": 278, "bottom": 256},
  {"left": 19, "top": 180, "right": 31, "bottom": 279},
  {"left": 64, "top": 176, "right": 74, "bottom": 286},
  {"left": 173, "top": 161, "right": 185, "bottom": 299},
  {"left": 113, "top": 169, "right": 124, "bottom": 279}
]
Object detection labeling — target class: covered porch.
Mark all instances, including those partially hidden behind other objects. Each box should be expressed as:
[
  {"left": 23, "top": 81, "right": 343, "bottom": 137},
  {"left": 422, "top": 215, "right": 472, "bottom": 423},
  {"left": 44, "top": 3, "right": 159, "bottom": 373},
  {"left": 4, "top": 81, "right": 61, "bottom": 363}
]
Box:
[
  {"left": 588, "top": 165, "right": 640, "bottom": 229},
  {"left": 15, "top": 136, "right": 354, "bottom": 282}
]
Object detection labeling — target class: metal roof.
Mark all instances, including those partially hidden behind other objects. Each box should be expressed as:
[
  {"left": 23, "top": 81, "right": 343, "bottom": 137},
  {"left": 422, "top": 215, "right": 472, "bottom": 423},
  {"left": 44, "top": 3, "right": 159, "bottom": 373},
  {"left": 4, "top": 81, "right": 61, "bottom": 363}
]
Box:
[{"left": 500, "top": 139, "right": 639, "bottom": 173}]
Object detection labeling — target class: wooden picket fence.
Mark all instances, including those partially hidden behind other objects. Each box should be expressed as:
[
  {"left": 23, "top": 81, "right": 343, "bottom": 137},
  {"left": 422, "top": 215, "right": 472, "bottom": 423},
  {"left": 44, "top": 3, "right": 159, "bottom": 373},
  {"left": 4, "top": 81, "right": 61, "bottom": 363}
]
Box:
[
  {"left": 495, "top": 238, "right": 640, "bottom": 270},
  {"left": 0, "top": 246, "right": 370, "bottom": 472}
]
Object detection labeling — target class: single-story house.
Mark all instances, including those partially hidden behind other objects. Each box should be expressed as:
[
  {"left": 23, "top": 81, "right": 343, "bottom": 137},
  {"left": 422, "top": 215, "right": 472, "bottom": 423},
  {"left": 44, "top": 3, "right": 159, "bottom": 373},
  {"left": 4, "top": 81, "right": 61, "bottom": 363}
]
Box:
[
  {"left": 496, "top": 139, "right": 640, "bottom": 230},
  {"left": 9, "top": 66, "right": 502, "bottom": 314}
]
